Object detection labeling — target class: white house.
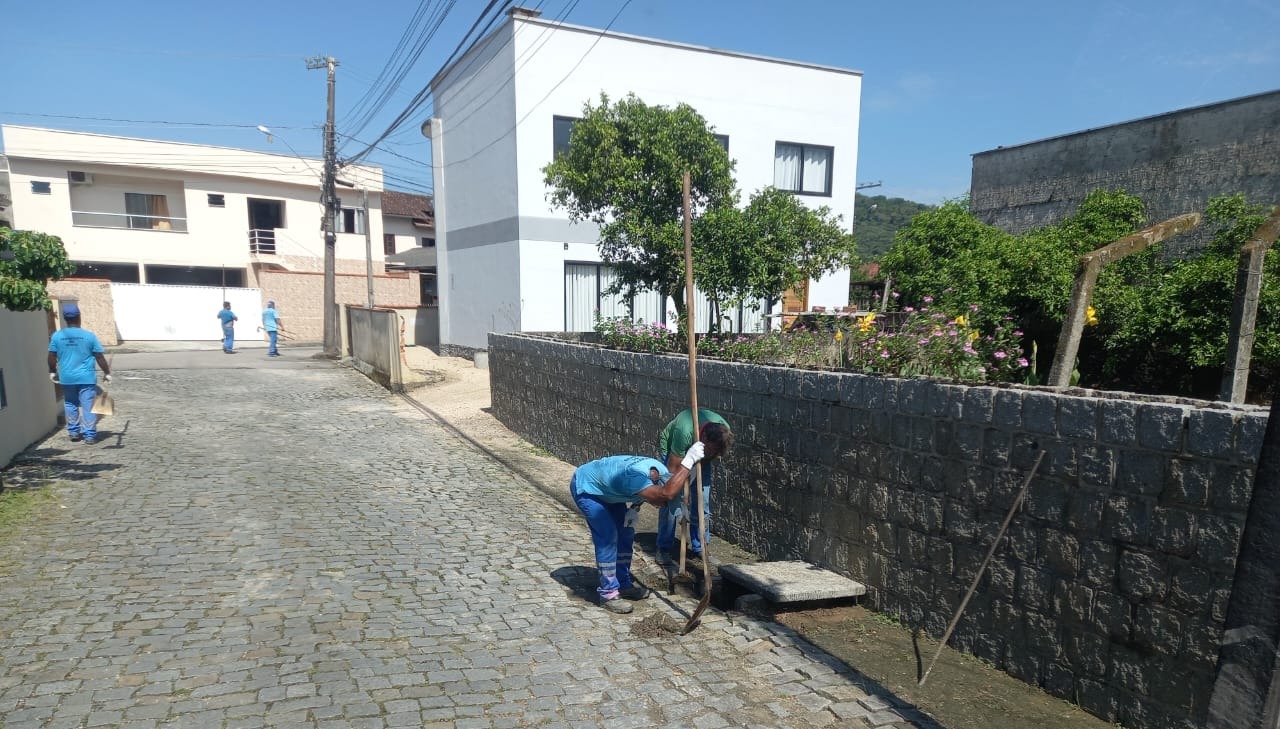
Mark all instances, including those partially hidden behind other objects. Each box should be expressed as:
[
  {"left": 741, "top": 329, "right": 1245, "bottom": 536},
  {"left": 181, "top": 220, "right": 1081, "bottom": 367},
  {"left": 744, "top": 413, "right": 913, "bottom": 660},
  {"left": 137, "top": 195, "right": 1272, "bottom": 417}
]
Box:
[
  {"left": 425, "top": 6, "right": 862, "bottom": 352},
  {"left": 0, "top": 125, "right": 421, "bottom": 343}
]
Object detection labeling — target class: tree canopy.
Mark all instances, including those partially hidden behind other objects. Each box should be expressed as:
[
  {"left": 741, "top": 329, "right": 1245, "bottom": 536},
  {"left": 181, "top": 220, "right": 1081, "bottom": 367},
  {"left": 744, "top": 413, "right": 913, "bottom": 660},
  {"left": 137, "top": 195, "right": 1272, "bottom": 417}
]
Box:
[
  {"left": 543, "top": 93, "right": 855, "bottom": 332},
  {"left": 853, "top": 193, "right": 933, "bottom": 261},
  {"left": 0, "top": 228, "right": 75, "bottom": 312}
]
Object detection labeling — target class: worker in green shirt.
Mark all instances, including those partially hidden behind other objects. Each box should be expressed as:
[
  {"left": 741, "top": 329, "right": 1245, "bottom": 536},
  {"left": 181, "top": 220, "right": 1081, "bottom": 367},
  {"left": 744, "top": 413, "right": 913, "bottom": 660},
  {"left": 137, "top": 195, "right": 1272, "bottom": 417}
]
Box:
[{"left": 655, "top": 408, "right": 733, "bottom": 565}]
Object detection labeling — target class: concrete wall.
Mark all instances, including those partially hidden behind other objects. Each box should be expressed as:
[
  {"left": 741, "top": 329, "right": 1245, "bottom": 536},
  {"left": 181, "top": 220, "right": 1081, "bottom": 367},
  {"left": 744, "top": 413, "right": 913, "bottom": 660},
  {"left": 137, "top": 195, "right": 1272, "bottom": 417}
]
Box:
[
  {"left": 970, "top": 90, "right": 1280, "bottom": 235},
  {"left": 346, "top": 306, "right": 401, "bottom": 392},
  {"left": 47, "top": 279, "right": 119, "bottom": 346},
  {"left": 0, "top": 309, "right": 60, "bottom": 467},
  {"left": 257, "top": 270, "right": 418, "bottom": 343},
  {"left": 430, "top": 15, "right": 860, "bottom": 350},
  {"left": 488, "top": 332, "right": 1270, "bottom": 729}
]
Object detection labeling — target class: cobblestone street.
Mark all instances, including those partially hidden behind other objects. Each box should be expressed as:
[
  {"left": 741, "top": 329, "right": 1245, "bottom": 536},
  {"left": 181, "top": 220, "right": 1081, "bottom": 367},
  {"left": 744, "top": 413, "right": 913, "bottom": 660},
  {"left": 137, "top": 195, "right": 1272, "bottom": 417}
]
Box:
[{"left": 0, "top": 352, "right": 932, "bottom": 729}]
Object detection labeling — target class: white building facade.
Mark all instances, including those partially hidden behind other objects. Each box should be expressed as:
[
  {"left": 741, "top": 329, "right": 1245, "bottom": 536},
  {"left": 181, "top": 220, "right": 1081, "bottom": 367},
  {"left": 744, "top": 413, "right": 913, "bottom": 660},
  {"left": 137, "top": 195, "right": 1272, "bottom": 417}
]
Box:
[
  {"left": 427, "top": 8, "right": 862, "bottom": 352},
  {"left": 0, "top": 126, "right": 424, "bottom": 342}
]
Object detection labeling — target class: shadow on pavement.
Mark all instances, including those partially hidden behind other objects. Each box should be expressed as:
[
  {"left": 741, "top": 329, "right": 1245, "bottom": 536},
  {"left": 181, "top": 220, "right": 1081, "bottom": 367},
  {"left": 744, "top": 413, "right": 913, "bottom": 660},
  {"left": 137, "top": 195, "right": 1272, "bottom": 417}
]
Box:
[
  {"left": 8, "top": 447, "right": 122, "bottom": 486},
  {"left": 549, "top": 565, "right": 600, "bottom": 606}
]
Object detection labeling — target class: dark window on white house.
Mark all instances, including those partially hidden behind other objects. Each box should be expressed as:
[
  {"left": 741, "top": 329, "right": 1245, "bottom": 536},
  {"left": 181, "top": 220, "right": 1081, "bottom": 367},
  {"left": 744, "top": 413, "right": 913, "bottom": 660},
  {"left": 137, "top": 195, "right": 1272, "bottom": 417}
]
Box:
[
  {"left": 383, "top": 233, "right": 396, "bottom": 256},
  {"left": 774, "top": 142, "right": 834, "bottom": 196},
  {"left": 31, "top": 181, "right": 51, "bottom": 194},
  {"left": 553, "top": 116, "right": 579, "bottom": 158},
  {"left": 421, "top": 237, "right": 436, "bottom": 248},
  {"left": 208, "top": 194, "right": 226, "bottom": 207},
  {"left": 714, "top": 134, "right": 729, "bottom": 152},
  {"left": 339, "top": 208, "right": 365, "bottom": 234}
]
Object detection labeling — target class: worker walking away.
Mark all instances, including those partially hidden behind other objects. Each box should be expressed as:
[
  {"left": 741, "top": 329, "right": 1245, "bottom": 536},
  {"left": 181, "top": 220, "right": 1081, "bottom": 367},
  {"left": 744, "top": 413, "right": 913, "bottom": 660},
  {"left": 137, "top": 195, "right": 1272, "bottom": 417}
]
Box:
[
  {"left": 47, "top": 303, "right": 111, "bottom": 445},
  {"left": 656, "top": 408, "right": 733, "bottom": 565},
  {"left": 571, "top": 446, "right": 706, "bottom": 614},
  {"left": 217, "top": 301, "right": 238, "bottom": 354},
  {"left": 261, "top": 301, "right": 283, "bottom": 357}
]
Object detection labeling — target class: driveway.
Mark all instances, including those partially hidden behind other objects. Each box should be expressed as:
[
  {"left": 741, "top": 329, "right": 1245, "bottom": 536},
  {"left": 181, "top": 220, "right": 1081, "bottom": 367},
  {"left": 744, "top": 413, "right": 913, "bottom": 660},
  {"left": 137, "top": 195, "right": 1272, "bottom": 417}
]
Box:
[{"left": 0, "top": 350, "right": 931, "bottom": 728}]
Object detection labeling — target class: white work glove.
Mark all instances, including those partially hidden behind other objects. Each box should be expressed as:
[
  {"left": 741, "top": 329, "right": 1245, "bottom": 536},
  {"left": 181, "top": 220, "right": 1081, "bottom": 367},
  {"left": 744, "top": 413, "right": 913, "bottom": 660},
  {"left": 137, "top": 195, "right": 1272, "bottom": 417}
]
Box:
[
  {"left": 103, "top": 374, "right": 112, "bottom": 384},
  {"left": 49, "top": 373, "right": 58, "bottom": 382},
  {"left": 681, "top": 441, "right": 706, "bottom": 470}
]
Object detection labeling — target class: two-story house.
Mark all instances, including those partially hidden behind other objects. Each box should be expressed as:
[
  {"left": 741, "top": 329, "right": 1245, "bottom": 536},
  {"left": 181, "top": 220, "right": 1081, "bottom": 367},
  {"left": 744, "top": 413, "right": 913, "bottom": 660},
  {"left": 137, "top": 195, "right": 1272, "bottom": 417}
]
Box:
[
  {"left": 424, "top": 6, "right": 862, "bottom": 354},
  {"left": 0, "top": 125, "right": 420, "bottom": 343}
]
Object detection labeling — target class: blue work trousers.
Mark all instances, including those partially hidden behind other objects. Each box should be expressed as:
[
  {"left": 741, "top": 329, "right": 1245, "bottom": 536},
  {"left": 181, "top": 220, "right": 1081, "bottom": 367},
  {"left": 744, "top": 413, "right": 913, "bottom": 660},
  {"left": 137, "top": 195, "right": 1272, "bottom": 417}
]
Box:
[
  {"left": 267, "top": 330, "right": 279, "bottom": 355},
  {"left": 222, "top": 325, "right": 235, "bottom": 352},
  {"left": 656, "top": 459, "right": 712, "bottom": 553},
  {"left": 570, "top": 475, "right": 636, "bottom": 601},
  {"left": 62, "top": 383, "right": 98, "bottom": 440}
]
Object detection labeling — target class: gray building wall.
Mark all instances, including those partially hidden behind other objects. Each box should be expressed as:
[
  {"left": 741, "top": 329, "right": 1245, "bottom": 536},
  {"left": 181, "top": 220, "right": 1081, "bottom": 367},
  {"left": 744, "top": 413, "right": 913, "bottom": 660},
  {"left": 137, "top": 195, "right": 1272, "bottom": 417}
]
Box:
[
  {"left": 970, "top": 90, "right": 1280, "bottom": 235},
  {"left": 490, "top": 332, "right": 1270, "bottom": 729}
]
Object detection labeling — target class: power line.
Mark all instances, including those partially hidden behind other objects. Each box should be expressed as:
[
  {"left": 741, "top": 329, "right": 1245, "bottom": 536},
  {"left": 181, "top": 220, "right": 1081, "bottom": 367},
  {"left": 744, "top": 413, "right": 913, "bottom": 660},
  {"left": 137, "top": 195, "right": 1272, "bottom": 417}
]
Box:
[
  {"left": 0, "top": 111, "right": 307, "bottom": 129},
  {"left": 343, "top": 0, "right": 515, "bottom": 166}
]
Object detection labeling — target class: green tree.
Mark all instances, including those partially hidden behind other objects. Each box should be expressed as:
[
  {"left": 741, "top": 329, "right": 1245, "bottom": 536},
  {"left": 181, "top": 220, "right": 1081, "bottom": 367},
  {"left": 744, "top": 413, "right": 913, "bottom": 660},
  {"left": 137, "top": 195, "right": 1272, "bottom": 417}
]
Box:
[
  {"left": 853, "top": 193, "right": 933, "bottom": 261},
  {"left": 543, "top": 93, "right": 736, "bottom": 325},
  {"left": 0, "top": 228, "right": 75, "bottom": 312},
  {"left": 697, "top": 187, "right": 856, "bottom": 327},
  {"left": 544, "top": 93, "right": 857, "bottom": 334}
]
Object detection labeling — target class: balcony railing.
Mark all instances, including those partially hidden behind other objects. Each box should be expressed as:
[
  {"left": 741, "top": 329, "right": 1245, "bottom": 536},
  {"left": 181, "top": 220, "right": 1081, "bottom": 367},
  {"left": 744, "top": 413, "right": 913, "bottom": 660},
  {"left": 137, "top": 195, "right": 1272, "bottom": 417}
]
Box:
[
  {"left": 71, "top": 210, "right": 188, "bottom": 232},
  {"left": 248, "top": 228, "right": 277, "bottom": 255}
]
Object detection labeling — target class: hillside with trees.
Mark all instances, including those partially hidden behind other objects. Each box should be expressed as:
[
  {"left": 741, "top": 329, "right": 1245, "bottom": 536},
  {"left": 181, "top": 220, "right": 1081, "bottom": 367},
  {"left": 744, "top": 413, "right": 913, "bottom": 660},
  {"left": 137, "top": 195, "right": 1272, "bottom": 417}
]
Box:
[{"left": 854, "top": 193, "right": 934, "bottom": 262}]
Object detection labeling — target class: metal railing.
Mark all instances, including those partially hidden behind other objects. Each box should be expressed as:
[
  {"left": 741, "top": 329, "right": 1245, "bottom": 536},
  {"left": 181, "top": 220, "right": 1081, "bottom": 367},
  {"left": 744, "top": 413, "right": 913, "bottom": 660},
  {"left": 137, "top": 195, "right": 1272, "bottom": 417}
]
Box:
[
  {"left": 248, "top": 228, "right": 277, "bottom": 255},
  {"left": 71, "top": 210, "right": 188, "bottom": 232}
]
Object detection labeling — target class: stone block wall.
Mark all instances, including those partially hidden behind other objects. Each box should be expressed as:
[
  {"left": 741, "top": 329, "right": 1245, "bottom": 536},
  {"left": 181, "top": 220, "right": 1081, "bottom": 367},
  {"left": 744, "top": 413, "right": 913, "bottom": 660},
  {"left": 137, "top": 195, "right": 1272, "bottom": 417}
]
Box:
[
  {"left": 970, "top": 89, "right": 1280, "bottom": 238},
  {"left": 489, "top": 332, "right": 1269, "bottom": 729}
]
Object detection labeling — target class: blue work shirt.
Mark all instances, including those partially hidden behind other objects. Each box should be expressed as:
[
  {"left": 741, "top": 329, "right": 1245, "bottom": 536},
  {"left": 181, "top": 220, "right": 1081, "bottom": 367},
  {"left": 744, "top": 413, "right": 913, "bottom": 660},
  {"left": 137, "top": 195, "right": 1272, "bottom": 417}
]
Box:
[
  {"left": 218, "top": 309, "right": 237, "bottom": 327},
  {"left": 573, "top": 455, "right": 670, "bottom": 504},
  {"left": 262, "top": 308, "right": 280, "bottom": 332},
  {"left": 48, "top": 327, "right": 104, "bottom": 386}
]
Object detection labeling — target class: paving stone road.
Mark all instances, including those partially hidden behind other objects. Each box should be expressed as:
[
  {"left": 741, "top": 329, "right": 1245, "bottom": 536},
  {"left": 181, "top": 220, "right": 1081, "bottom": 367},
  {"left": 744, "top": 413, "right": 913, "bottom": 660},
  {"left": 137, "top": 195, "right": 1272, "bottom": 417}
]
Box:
[{"left": 0, "top": 352, "right": 934, "bottom": 729}]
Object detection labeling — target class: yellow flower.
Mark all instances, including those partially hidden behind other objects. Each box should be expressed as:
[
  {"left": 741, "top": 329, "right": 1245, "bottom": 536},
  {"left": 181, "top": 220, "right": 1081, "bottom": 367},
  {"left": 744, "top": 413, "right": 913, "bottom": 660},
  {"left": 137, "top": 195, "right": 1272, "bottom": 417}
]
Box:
[
  {"left": 968, "top": 330, "right": 979, "bottom": 343},
  {"left": 857, "top": 313, "right": 876, "bottom": 333},
  {"left": 954, "top": 314, "right": 967, "bottom": 327},
  {"left": 1086, "top": 306, "right": 1099, "bottom": 326},
  {"left": 834, "top": 329, "right": 844, "bottom": 342}
]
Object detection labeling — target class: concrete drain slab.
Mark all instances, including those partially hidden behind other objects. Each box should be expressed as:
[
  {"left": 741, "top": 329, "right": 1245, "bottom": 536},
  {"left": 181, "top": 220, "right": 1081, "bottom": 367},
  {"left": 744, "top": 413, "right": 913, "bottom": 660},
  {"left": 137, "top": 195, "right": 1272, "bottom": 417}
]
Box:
[{"left": 719, "top": 561, "right": 867, "bottom": 603}]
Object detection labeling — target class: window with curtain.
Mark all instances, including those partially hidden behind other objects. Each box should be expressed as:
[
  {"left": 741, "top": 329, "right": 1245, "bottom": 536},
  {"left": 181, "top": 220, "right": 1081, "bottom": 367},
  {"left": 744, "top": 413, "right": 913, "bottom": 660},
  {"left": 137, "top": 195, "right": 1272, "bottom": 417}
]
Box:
[
  {"left": 773, "top": 142, "right": 834, "bottom": 196},
  {"left": 564, "top": 262, "right": 668, "bottom": 331},
  {"left": 383, "top": 234, "right": 396, "bottom": 255},
  {"left": 339, "top": 208, "right": 365, "bottom": 235},
  {"left": 125, "top": 193, "right": 171, "bottom": 229}
]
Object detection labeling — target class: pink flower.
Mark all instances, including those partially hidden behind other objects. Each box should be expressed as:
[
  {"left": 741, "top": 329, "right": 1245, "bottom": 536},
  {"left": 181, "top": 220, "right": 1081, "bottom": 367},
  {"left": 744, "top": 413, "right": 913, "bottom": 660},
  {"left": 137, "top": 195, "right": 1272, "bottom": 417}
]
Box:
[
  {"left": 879, "top": 351, "right": 890, "bottom": 359},
  {"left": 918, "top": 339, "right": 929, "bottom": 345},
  {"left": 1013, "top": 330, "right": 1024, "bottom": 336},
  {"left": 994, "top": 351, "right": 1008, "bottom": 359},
  {"left": 970, "top": 304, "right": 980, "bottom": 311},
  {"left": 892, "top": 292, "right": 900, "bottom": 298},
  {"left": 904, "top": 306, "right": 915, "bottom": 313},
  {"left": 923, "top": 296, "right": 934, "bottom": 303},
  {"left": 1017, "top": 357, "right": 1029, "bottom": 367}
]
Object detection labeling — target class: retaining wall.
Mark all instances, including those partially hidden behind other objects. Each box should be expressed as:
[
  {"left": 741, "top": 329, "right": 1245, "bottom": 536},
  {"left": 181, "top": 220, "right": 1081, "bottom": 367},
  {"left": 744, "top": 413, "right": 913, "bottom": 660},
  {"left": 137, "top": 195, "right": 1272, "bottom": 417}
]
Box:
[{"left": 489, "top": 332, "right": 1269, "bottom": 729}]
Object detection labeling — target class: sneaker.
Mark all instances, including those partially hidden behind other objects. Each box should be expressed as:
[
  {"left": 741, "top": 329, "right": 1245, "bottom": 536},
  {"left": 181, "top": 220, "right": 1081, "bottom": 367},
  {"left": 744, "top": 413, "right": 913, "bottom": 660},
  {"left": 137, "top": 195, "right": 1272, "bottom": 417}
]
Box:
[
  {"left": 83, "top": 437, "right": 97, "bottom": 445},
  {"left": 655, "top": 549, "right": 673, "bottom": 566},
  {"left": 601, "top": 598, "right": 633, "bottom": 614},
  {"left": 69, "top": 434, "right": 83, "bottom": 443},
  {"left": 619, "top": 586, "right": 650, "bottom": 601}
]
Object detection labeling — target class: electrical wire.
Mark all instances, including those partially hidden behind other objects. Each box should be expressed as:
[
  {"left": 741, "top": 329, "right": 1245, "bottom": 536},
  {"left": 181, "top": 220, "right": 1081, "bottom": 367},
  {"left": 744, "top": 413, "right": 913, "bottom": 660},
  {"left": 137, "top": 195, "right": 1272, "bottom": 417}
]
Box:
[{"left": 0, "top": 111, "right": 305, "bottom": 129}]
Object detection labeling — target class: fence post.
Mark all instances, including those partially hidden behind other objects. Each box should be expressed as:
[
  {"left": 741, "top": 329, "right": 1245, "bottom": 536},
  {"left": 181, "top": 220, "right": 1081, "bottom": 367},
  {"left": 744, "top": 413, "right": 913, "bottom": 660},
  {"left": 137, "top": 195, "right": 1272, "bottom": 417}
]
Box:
[{"left": 1220, "top": 206, "right": 1280, "bottom": 404}]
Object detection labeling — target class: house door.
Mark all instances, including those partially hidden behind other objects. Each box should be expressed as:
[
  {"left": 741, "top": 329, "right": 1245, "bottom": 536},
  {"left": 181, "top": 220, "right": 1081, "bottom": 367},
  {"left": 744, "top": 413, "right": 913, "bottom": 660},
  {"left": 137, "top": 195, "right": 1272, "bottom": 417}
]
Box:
[{"left": 247, "top": 199, "right": 284, "bottom": 254}]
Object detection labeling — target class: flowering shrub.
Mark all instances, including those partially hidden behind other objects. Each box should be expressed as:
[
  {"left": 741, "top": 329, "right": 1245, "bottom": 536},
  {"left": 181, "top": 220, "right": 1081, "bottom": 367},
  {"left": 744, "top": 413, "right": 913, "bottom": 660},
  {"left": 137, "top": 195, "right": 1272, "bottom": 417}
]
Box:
[
  {"left": 594, "top": 298, "right": 1029, "bottom": 384},
  {"left": 594, "top": 317, "right": 679, "bottom": 353}
]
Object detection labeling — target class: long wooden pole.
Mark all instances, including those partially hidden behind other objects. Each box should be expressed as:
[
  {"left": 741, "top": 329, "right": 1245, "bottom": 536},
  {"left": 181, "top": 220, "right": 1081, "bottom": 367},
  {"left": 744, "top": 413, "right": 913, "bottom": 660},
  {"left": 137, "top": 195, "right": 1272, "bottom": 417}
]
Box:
[
  {"left": 918, "top": 450, "right": 1045, "bottom": 686},
  {"left": 681, "top": 171, "right": 713, "bottom": 634}
]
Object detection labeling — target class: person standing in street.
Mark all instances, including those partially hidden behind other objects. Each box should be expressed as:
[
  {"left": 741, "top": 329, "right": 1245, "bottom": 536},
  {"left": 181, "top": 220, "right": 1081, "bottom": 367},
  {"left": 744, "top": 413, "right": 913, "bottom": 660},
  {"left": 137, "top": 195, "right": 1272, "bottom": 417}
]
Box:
[
  {"left": 656, "top": 408, "right": 733, "bottom": 565},
  {"left": 47, "top": 303, "right": 111, "bottom": 445},
  {"left": 571, "top": 447, "right": 705, "bottom": 614},
  {"left": 261, "top": 301, "right": 283, "bottom": 357},
  {"left": 217, "top": 301, "right": 238, "bottom": 354}
]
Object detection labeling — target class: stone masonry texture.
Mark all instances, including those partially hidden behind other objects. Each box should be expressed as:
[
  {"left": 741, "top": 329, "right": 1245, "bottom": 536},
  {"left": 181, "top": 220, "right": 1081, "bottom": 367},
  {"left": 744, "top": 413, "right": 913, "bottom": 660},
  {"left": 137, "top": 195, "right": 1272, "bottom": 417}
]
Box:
[
  {"left": 489, "top": 332, "right": 1271, "bottom": 729},
  {"left": 0, "top": 349, "right": 934, "bottom": 729},
  {"left": 969, "top": 89, "right": 1280, "bottom": 238},
  {"left": 48, "top": 279, "right": 119, "bottom": 346}
]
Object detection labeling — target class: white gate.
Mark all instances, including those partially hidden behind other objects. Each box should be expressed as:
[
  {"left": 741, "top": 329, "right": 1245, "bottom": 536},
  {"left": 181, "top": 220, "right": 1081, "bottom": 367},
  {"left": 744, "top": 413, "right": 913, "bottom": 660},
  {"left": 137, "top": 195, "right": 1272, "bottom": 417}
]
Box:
[{"left": 110, "top": 283, "right": 263, "bottom": 341}]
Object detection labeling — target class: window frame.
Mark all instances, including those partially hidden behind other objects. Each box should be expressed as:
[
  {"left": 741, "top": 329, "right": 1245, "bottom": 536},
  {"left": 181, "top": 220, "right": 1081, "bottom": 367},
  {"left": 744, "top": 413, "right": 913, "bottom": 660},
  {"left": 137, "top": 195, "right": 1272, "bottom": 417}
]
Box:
[
  {"left": 421, "top": 236, "right": 436, "bottom": 248},
  {"left": 552, "top": 115, "right": 580, "bottom": 159},
  {"left": 30, "top": 181, "right": 52, "bottom": 195},
  {"left": 207, "top": 193, "right": 226, "bottom": 207},
  {"left": 383, "top": 233, "right": 397, "bottom": 256},
  {"left": 338, "top": 207, "right": 365, "bottom": 235},
  {"left": 773, "top": 141, "right": 835, "bottom": 197}
]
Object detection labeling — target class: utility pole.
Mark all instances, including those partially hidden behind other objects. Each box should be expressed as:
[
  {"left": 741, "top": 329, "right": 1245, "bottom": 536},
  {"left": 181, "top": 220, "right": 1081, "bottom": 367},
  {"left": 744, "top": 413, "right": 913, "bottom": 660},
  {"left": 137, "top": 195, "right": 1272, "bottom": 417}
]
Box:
[
  {"left": 362, "top": 188, "right": 374, "bottom": 310},
  {"left": 307, "top": 55, "right": 340, "bottom": 357}
]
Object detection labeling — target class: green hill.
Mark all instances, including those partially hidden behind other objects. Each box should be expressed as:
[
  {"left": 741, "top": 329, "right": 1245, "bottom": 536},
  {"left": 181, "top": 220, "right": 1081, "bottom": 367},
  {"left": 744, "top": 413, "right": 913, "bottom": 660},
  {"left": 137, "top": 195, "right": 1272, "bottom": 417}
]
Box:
[{"left": 855, "top": 193, "right": 934, "bottom": 263}]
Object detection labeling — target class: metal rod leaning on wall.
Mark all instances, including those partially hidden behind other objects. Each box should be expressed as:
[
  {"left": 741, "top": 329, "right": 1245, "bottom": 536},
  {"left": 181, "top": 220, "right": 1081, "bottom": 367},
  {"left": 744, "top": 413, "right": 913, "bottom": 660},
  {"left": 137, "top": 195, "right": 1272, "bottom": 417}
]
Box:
[
  {"left": 919, "top": 449, "right": 1046, "bottom": 687},
  {"left": 1220, "top": 205, "right": 1280, "bottom": 404},
  {"left": 1047, "top": 213, "right": 1201, "bottom": 387}
]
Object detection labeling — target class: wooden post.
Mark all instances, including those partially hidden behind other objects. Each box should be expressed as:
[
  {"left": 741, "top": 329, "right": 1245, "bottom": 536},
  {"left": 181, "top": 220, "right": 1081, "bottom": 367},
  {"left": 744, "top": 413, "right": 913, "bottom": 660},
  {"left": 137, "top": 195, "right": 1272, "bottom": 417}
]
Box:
[
  {"left": 1048, "top": 213, "right": 1201, "bottom": 387},
  {"left": 1220, "top": 206, "right": 1280, "bottom": 404}
]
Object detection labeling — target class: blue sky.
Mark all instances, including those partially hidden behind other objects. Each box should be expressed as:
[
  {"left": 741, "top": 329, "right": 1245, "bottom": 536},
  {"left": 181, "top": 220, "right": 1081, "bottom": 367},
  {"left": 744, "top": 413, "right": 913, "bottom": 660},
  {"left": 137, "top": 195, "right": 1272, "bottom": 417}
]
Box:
[{"left": 2, "top": 0, "right": 1277, "bottom": 205}]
